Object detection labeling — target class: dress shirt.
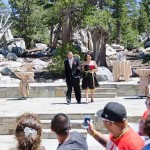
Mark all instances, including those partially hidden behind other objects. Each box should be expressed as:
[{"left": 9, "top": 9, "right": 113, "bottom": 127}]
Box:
[{"left": 69, "top": 58, "right": 73, "bottom": 69}]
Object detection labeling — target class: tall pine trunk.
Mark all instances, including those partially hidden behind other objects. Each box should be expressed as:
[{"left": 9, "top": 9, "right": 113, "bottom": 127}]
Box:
[
  {"left": 62, "top": 9, "right": 72, "bottom": 46},
  {"left": 92, "top": 26, "right": 108, "bottom": 67},
  {"left": 116, "top": 20, "right": 121, "bottom": 44}
]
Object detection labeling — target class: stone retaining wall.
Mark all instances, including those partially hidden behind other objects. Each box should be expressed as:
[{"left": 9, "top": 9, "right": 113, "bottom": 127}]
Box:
[{"left": 0, "top": 82, "right": 143, "bottom": 98}]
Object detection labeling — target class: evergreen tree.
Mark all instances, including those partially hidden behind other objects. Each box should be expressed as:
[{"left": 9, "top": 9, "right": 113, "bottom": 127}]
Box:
[
  {"left": 9, "top": 0, "right": 49, "bottom": 48},
  {"left": 138, "top": 2, "right": 149, "bottom": 34},
  {"left": 142, "top": 0, "right": 150, "bottom": 22}
]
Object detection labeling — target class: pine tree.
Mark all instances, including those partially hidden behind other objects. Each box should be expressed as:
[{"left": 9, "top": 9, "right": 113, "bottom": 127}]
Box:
[
  {"left": 138, "top": 2, "right": 149, "bottom": 34},
  {"left": 9, "top": 0, "right": 49, "bottom": 48}
]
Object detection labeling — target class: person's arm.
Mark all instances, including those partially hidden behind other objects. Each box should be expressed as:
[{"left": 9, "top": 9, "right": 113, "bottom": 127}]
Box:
[
  {"left": 77, "top": 57, "right": 81, "bottom": 71},
  {"left": 64, "top": 60, "right": 68, "bottom": 78},
  {"left": 82, "top": 62, "right": 85, "bottom": 71},
  {"left": 87, "top": 121, "right": 109, "bottom": 148}
]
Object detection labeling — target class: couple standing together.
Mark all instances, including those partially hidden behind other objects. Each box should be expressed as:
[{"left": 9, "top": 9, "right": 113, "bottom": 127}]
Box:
[{"left": 64, "top": 51, "right": 99, "bottom": 104}]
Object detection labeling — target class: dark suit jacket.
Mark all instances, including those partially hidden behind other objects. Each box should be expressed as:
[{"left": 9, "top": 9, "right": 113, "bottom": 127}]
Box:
[{"left": 64, "top": 57, "right": 81, "bottom": 79}]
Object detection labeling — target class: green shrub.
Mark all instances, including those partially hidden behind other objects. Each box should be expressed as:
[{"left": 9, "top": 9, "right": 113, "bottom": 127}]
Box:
[
  {"left": 47, "top": 43, "right": 84, "bottom": 79},
  {"left": 47, "top": 55, "right": 65, "bottom": 79}
]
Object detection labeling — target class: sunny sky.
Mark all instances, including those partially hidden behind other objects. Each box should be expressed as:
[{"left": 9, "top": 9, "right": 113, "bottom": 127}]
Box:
[{"left": 3, "top": 0, "right": 9, "bottom": 5}]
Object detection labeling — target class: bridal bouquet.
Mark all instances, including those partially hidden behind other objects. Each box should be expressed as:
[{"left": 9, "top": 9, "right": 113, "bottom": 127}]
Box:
[{"left": 89, "top": 65, "right": 95, "bottom": 70}]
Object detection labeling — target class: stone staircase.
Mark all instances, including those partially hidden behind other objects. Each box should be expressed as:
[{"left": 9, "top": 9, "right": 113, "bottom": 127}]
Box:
[
  {"left": 0, "top": 112, "right": 141, "bottom": 139},
  {"left": 0, "top": 83, "right": 119, "bottom": 98},
  {"left": 0, "top": 78, "right": 143, "bottom": 98},
  {"left": 72, "top": 85, "right": 117, "bottom": 98},
  {"left": 0, "top": 113, "right": 95, "bottom": 139}
]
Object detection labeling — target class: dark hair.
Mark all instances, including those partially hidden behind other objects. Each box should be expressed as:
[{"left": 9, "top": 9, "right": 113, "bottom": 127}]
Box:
[
  {"left": 51, "top": 113, "right": 70, "bottom": 136},
  {"left": 15, "top": 113, "right": 42, "bottom": 150},
  {"left": 84, "top": 52, "right": 93, "bottom": 61},
  {"left": 144, "top": 118, "right": 150, "bottom": 137}
]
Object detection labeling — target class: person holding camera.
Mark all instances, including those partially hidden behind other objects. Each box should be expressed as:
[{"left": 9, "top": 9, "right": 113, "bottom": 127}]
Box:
[
  {"left": 139, "top": 95, "right": 150, "bottom": 136},
  {"left": 87, "top": 102, "right": 144, "bottom": 150}
]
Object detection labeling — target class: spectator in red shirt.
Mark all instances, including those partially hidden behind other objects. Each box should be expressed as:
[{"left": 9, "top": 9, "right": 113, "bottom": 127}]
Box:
[
  {"left": 87, "top": 102, "right": 144, "bottom": 150},
  {"left": 139, "top": 95, "right": 150, "bottom": 136}
]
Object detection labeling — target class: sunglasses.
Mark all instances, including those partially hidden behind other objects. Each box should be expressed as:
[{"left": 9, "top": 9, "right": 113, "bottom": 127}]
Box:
[{"left": 145, "top": 101, "right": 150, "bottom": 106}]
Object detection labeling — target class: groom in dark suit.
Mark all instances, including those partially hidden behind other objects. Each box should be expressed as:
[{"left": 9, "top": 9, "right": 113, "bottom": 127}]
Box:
[{"left": 64, "top": 51, "right": 81, "bottom": 104}]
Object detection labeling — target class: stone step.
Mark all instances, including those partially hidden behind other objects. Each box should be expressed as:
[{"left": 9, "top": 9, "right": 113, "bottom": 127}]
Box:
[
  {"left": 72, "top": 92, "right": 117, "bottom": 98},
  {"left": 41, "top": 120, "right": 85, "bottom": 129},
  {"left": 0, "top": 121, "right": 139, "bottom": 140},
  {"left": 0, "top": 82, "right": 142, "bottom": 98},
  {"left": 0, "top": 113, "right": 95, "bottom": 135},
  {"left": 42, "top": 128, "right": 87, "bottom": 139},
  {"left": 94, "top": 87, "right": 117, "bottom": 93},
  {"left": 96, "top": 84, "right": 117, "bottom": 88},
  {"left": 0, "top": 134, "right": 104, "bottom": 150},
  {"left": 0, "top": 113, "right": 141, "bottom": 136},
  {"left": 70, "top": 88, "right": 117, "bottom": 94},
  {"left": 38, "top": 113, "right": 95, "bottom": 120}
]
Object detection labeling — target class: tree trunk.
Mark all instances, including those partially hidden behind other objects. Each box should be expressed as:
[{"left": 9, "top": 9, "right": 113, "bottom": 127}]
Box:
[
  {"left": 62, "top": 9, "right": 72, "bottom": 46},
  {"left": 49, "top": 21, "right": 54, "bottom": 47},
  {"left": 116, "top": 20, "right": 121, "bottom": 44},
  {"left": 53, "top": 24, "right": 61, "bottom": 48},
  {"left": 91, "top": 26, "right": 108, "bottom": 67}
]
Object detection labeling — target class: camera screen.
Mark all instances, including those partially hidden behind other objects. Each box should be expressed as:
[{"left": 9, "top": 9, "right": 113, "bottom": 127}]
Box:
[{"left": 83, "top": 116, "right": 90, "bottom": 128}]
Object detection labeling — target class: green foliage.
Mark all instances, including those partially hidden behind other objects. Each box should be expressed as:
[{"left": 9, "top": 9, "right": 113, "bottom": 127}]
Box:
[
  {"left": 47, "top": 0, "right": 92, "bottom": 29},
  {"left": 9, "top": 0, "right": 49, "bottom": 48},
  {"left": 5, "top": 0, "right": 149, "bottom": 51},
  {"left": 56, "top": 43, "right": 84, "bottom": 60},
  {"left": 47, "top": 55, "right": 65, "bottom": 78},
  {"left": 84, "top": 9, "right": 112, "bottom": 31},
  {"left": 47, "top": 43, "right": 84, "bottom": 78},
  {"left": 122, "top": 26, "right": 140, "bottom": 49},
  {"left": 142, "top": 0, "right": 150, "bottom": 22},
  {"left": 138, "top": 3, "right": 150, "bottom": 34}
]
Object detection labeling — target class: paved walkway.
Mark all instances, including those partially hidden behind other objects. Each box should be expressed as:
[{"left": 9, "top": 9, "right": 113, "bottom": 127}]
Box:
[
  {"left": 0, "top": 96, "right": 146, "bottom": 117},
  {"left": 0, "top": 96, "right": 147, "bottom": 150}
]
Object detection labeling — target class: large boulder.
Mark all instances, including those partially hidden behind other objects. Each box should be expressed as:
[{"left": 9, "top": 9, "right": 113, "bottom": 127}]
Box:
[
  {"left": 6, "top": 53, "right": 18, "bottom": 61},
  {"left": 0, "top": 54, "right": 4, "bottom": 61},
  {"left": 72, "top": 29, "right": 93, "bottom": 52},
  {"left": 12, "top": 47, "right": 24, "bottom": 56},
  {"left": 35, "top": 43, "right": 48, "bottom": 51},
  {"left": 145, "top": 41, "right": 150, "bottom": 48},
  {"left": 106, "top": 44, "right": 116, "bottom": 56},
  {"left": 32, "top": 59, "right": 48, "bottom": 70},
  {"left": 1, "top": 67, "right": 12, "bottom": 75},
  {"left": 7, "top": 38, "right": 26, "bottom": 55},
  {"left": 96, "top": 67, "right": 113, "bottom": 81},
  {"left": 111, "top": 44, "right": 124, "bottom": 51}
]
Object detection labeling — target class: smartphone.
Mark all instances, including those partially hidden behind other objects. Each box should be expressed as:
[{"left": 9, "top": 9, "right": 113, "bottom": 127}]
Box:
[{"left": 83, "top": 115, "right": 90, "bottom": 129}]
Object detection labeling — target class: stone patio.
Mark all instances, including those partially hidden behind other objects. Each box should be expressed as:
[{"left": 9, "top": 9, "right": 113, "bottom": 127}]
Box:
[{"left": 0, "top": 77, "right": 147, "bottom": 150}]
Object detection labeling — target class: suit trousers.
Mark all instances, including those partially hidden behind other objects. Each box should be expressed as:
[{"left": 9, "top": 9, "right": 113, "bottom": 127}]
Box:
[{"left": 66, "top": 77, "right": 81, "bottom": 103}]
